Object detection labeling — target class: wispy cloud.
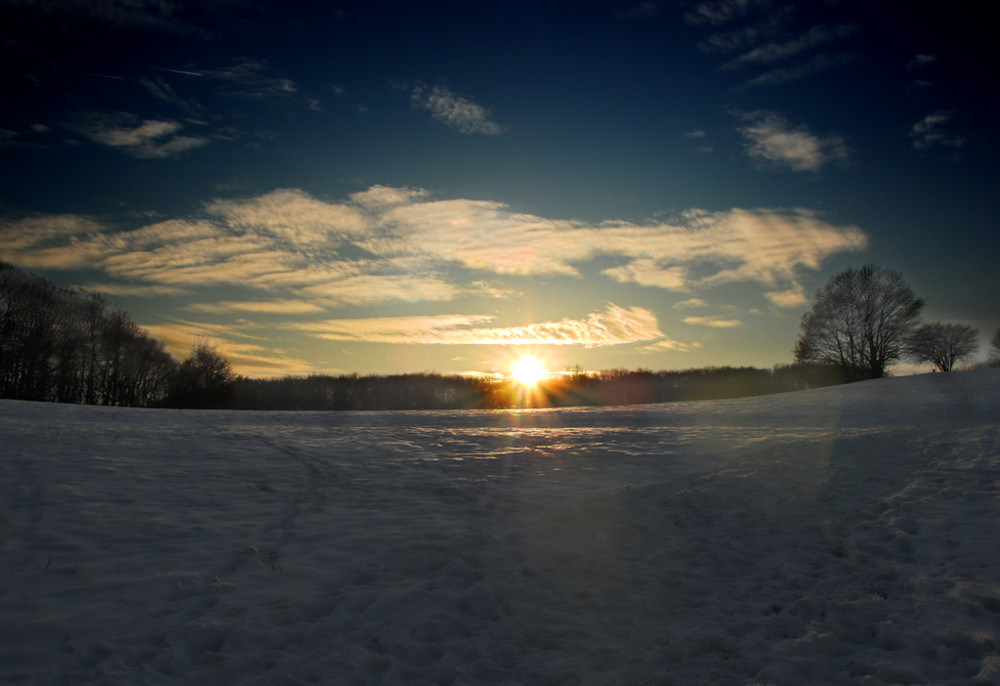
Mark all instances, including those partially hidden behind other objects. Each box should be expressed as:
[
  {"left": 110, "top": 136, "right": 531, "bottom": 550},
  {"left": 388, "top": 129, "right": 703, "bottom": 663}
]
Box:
[
  {"left": 683, "top": 315, "right": 744, "bottom": 328},
  {"left": 690, "top": 4, "right": 853, "bottom": 89},
  {"left": 140, "top": 320, "right": 318, "bottom": 377},
  {"left": 735, "top": 110, "right": 848, "bottom": 172},
  {"left": 7, "top": 0, "right": 213, "bottom": 36},
  {"left": 0, "top": 213, "right": 117, "bottom": 267},
  {"left": 674, "top": 298, "right": 708, "bottom": 310},
  {"left": 186, "top": 299, "right": 327, "bottom": 315},
  {"left": 204, "top": 58, "right": 299, "bottom": 101},
  {"left": 615, "top": 1, "right": 666, "bottom": 20},
  {"left": 206, "top": 189, "right": 368, "bottom": 247},
  {"left": 681, "top": 130, "right": 713, "bottom": 153},
  {"left": 721, "top": 25, "right": 857, "bottom": 70},
  {"left": 736, "top": 52, "right": 855, "bottom": 89},
  {"left": 72, "top": 113, "right": 210, "bottom": 158},
  {"left": 293, "top": 303, "right": 665, "bottom": 348},
  {"left": 138, "top": 74, "right": 203, "bottom": 113},
  {"left": 409, "top": 83, "right": 503, "bottom": 135},
  {"left": 300, "top": 274, "right": 467, "bottom": 307},
  {"left": 910, "top": 111, "right": 965, "bottom": 152},
  {"left": 684, "top": 0, "right": 772, "bottom": 27},
  {"left": 907, "top": 54, "right": 937, "bottom": 70},
  {"left": 85, "top": 282, "right": 189, "bottom": 297},
  {"left": 641, "top": 337, "right": 702, "bottom": 353},
  {"left": 698, "top": 8, "right": 792, "bottom": 52},
  {"left": 764, "top": 287, "right": 806, "bottom": 308},
  {"left": 0, "top": 185, "right": 866, "bottom": 311}
]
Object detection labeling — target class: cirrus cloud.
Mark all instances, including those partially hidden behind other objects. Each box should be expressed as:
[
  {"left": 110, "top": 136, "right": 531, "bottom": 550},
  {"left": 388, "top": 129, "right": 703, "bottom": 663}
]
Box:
[
  {"left": 72, "top": 113, "right": 210, "bottom": 158},
  {"left": 293, "top": 303, "right": 666, "bottom": 348},
  {"left": 408, "top": 83, "right": 504, "bottom": 136},
  {"left": 683, "top": 315, "right": 744, "bottom": 328},
  {"left": 0, "top": 185, "right": 866, "bottom": 312}
]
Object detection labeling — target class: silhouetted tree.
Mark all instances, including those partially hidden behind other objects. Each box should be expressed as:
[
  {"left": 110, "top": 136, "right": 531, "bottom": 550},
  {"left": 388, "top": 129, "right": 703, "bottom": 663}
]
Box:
[
  {"left": 0, "top": 262, "right": 178, "bottom": 405},
  {"left": 167, "top": 339, "right": 237, "bottom": 408},
  {"left": 909, "top": 322, "right": 979, "bottom": 372},
  {"left": 794, "top": 265, "right": 924, "bottom": 380}
]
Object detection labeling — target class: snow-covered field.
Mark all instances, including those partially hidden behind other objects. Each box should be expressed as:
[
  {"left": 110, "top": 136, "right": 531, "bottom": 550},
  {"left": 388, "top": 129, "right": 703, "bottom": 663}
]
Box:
[{"left": 1, "top": 370, "right": 998, "bottom": 685}]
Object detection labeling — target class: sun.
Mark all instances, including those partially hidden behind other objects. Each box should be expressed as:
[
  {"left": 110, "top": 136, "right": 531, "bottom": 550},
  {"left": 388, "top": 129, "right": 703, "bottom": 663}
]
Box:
[{"left": 510, "top": 354, "right": 549, "bottom": 388}]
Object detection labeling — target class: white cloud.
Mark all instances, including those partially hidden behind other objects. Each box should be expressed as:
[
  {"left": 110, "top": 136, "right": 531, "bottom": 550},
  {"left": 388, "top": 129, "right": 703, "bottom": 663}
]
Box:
[
  {"left": 764, "top": 287, "right": 807, "bottom": 308},
  {"left": 85, "top": 282, "right": 189, "bottom": 297},
  {"left": 0, "top": 186, "right": 867, "bottom": 310},
  {"left": 641, "top": 338, "right": 702, "bottom": 353},
  {"left": 293, "top": 303, "right": 666, "bottom": 348},
  {"left": 140, "top": 320, "right": 317, "bottom": 378},
  {"left": 699, "top": 8, "right": 793, "bottom": 52},
  {"left": 186, "top": 299, "right": 327, "bottom": 315},
  {"left": 350, "top": 184, "right": 429, "bottom": 210},
  {"left": 680, "top": 131, "right": 716, "bottom": 154},
  {"left": 603, "top": 261, "right": 689, "bottom": 291},
  {"left": 206, "top": 189, "right": 369, "bottom": 247},
  {"left": 911, "top": 111, "right": 965, "bottom": 151},
  {"left": 737, "top": 52, "right": 855, "bottom": 89},
  {"left": 301, "top": 274, "right": 466, "bottom": 307},
  {"left": 722, "top": 25, "right": 857, "bottom": 69},
  {"left": 674, "top": 298, "right": 708, "bottom": 310},
  {"left": 139, "top": 74, "right": 201, "bottom": 114},
  {"left": 684, "top": 0, "right": 772, "bottom": 26},
  {"left": 0, "top": 214, "right": 118, "bottom": 267},
  {"left": 204, "top": 58, "right": 299, "bottom": 100},
  {"left": 735, "top": 110, "right": 848, "bottom": 171},
  {"left": 683, "top": 315, "right": 744, "bottom": 328},
  {"left": 74, "top": 114, "right": 209, "bottom": 158},
  {"left": 410, "top": 83, "right": 503, "bottom": 136}
]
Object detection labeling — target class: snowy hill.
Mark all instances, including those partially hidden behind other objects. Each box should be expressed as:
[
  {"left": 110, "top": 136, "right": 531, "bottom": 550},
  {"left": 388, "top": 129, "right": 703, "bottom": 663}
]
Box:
[{"left": 1, "top": 369, "right": 998, "bottom": 685}]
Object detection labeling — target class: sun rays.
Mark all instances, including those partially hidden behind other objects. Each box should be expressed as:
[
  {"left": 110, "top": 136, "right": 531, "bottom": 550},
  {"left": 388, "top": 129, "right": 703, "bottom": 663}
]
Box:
[{"left": 509, "top": 353, "right": 549, "bottom": 388}]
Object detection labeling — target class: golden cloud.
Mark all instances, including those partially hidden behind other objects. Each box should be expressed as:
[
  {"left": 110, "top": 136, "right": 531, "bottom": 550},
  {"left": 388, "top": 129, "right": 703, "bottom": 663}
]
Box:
[
  {"left": 0, "top": 186, "right": 867, "bottom": 310},
  {"left": 683, "top": 316, "right": 745, "bottom": 328},
  {"left": 293, "top": 303, "right": 666, "bottom": 348}
]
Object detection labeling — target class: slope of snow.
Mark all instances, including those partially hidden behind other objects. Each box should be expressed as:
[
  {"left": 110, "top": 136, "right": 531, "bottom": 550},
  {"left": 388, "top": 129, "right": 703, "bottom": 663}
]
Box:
[{"left": 1, "top": 370, "right": 998, "bottom": 685}]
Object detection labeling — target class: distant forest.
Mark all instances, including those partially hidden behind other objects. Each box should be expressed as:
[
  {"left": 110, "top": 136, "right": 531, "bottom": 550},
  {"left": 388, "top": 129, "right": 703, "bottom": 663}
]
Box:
[
  {"left": 0, "top": 261, "right": 862, "bottom": 411},
  {"left": 228, "top": 365, "right": 853, "bottom": 411}
]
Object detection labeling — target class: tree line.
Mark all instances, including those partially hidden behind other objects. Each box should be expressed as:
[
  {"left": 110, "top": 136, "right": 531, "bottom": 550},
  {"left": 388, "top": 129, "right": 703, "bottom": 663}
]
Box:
[
  {"left": 226, "top": 364, "right": 854, "bottom": 411},
  {"left": 0, "top": 261, "right": 234, "bottom": 407},
  {"left": 2, "top": 261, "right": 996, "bottom": 410}
]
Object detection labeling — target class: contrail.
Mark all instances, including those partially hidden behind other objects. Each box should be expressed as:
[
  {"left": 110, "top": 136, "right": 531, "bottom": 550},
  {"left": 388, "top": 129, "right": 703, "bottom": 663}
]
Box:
[
  {"left": 156, "top": 67, "right": 204, "bottom": 77},
  {"left": 82, "top": 72, "right": 125, "bottom": 80}
]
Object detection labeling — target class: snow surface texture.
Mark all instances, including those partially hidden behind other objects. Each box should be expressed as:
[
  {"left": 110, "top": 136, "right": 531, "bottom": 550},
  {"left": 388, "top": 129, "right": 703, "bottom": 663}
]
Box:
[{"left": 1, "top": 370, "right": 998, "bottom": 685}]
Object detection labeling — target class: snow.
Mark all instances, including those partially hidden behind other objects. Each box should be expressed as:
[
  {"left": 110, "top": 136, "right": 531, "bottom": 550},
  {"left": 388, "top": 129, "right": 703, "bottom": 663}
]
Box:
[{"left": 1, "top": 369, "right": 998, "bottom": 685}]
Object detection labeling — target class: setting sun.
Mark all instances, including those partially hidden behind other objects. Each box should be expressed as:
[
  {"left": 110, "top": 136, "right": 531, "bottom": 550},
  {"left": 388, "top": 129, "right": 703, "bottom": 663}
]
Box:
[{"left": 509, "top": 354, "right": 549, "bottom": 388}]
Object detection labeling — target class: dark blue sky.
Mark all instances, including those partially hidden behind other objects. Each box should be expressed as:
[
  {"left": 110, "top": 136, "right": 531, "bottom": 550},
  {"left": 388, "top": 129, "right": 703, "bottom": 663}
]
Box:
[{"left": 2, "top": 0, "right": 997, "bottom": 376}]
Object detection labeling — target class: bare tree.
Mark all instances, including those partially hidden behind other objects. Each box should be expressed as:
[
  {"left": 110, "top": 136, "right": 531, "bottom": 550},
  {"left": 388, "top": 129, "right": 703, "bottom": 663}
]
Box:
[
  {"left": 909, "top": 322, "right": 979, "bottom": 372},
  {"left": 1, "top": 261, "right": 179, "bottom": 405},
  {"left": 168, "top": 338, "right": 237, "bottom": 408},
  {"left": 794, "top": 265, "right": 924, "bottom": 379}
]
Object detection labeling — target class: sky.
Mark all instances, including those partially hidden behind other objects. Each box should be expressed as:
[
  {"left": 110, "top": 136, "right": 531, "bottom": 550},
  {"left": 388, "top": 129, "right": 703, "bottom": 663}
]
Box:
[{"left": 1, "top": 0, "right": 997, "bottom": 378}]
